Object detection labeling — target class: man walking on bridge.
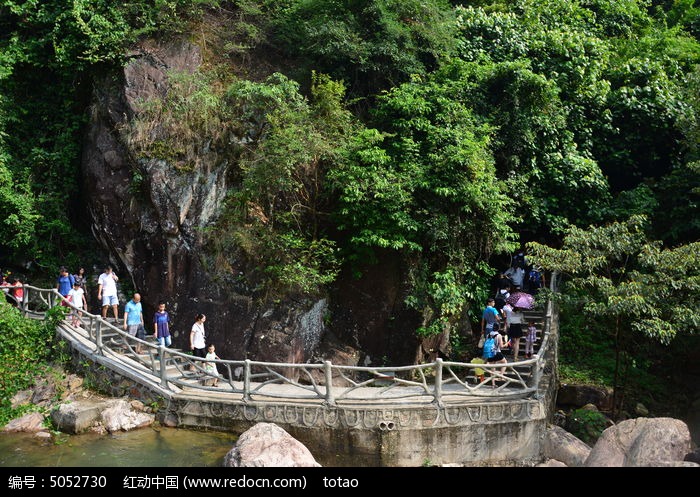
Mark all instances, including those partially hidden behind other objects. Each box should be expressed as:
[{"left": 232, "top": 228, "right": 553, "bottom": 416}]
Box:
[
  {"left": 481, "top": 298, "right": 501, "bottom": 338},
  {"left": 97, "top": 265, "right": 119, "bottom": 322},
  {"left": 124, "top": 293, "right": 144, "bottom": 354}
]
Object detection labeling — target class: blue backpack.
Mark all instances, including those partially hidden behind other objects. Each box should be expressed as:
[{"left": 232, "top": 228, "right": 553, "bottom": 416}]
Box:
[
  {"left": 529, "top": 269, "right": 542, "bottom": 288},
  {"left": 483, "top": 337, "right": 496, "bottom": 360}
]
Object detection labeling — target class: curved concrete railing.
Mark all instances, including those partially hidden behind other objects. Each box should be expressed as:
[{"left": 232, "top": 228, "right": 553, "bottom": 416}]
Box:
[{"left": 8, "top": 280, "right": 556, "bottom": 407}]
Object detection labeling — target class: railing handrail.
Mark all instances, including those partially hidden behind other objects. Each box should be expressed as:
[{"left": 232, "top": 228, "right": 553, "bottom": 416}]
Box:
[{"left": 11, "top": 284, "right": 556, "bottom": 406}]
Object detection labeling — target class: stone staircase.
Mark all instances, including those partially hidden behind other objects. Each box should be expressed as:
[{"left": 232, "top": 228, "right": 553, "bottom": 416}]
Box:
[{"left": 467, "top": 307, "right": 546, "bottom": 386}]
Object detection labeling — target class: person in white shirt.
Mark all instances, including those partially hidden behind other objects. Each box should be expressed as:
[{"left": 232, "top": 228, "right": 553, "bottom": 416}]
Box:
[
  {"left": 190, "top": 314, "right": 207, "bottom": 359},
  {"left": 97, "top": 264, "right": 119, "bottom": 320},
  {"left": 508, "top": 304, "right": 525, "bottom": 362},
  {"left": 505, "top": 265, "right": 525, "bottom": 288},
  {"left": 68, "top": 280, "right": 87, "bottom": 327}
]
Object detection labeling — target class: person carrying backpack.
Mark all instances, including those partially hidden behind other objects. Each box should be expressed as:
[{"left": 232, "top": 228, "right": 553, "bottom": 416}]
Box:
[{"left": 483, "top": 329, "right": 507, "bottom": 387}]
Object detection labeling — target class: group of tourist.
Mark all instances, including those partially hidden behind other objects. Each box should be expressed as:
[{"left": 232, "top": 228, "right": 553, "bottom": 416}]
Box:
[
  {"left": 58, "top": 264, "right": 223, "bottom": 386},
  {"left": 477, "top": 249, "right": 544, "bottom": 384}
]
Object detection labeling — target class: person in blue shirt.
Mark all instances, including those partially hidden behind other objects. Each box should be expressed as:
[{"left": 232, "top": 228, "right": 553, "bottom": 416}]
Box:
[
  {"left": 123, "top": 293, "right": 144, "bottom": 354},
  {"left": 481, "top": 298, "right": 501, "bottom": 339},
  {"left": 56, "top": 267, "right": 75, "bottom": 297}
]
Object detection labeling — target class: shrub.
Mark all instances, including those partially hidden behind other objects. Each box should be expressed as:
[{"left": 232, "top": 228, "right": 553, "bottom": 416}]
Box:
[
  {"left": 566, "top": 407, "right": 609, "bottom": 446},
  {"left": 0, "top": 301, "right": 65, "bottom": 425}
]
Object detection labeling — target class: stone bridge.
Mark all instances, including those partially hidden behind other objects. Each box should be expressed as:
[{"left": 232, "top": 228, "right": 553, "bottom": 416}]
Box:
[{"left": 15, "top": 284, "right": 558, "bottom": 466}]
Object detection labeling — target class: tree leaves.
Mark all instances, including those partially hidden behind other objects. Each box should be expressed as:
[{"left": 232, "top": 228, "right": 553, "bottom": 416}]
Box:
[{"left": 529, "top": 216, "right": 700, "bottom": 344}]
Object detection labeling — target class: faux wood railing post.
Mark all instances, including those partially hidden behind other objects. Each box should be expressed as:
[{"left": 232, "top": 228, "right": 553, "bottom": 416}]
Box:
[
  {"left": 324, "top": 360, "right": 334, "bottom": 406},
  {"left": 21, "top": 287, "right": 28, "bottom": 317},
  {"left": 87, "top": 314, "right": 95, "bottom": 341},
  {"left": 243, "top": 359, "right": 251, "bottom": 402},
  {"left": 95, "top": 319, "right": 103, "bottom": 355},
  {"left": 159, "top": 343, "right": 168, "bottom": 388},
  {"left": 434, "top": 358, "right": 444, "bottom": 406},
  {"left": 532, "top": 357, "right": 543, "bottom": 399}
]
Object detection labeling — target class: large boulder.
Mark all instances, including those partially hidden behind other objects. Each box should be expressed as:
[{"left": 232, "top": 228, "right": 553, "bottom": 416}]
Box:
[
  {"left": 223, "top": 423, "right": 321, "bottom": 467},
  {"left": 82, "top": 37, "right": 335, "bottom": 366},
  {"left": 585, "top": 417, "right": 692, "bottom": 467},
  {"left": 100, "top": 400, "right": 154, "bottom": 432},
  {"left": 50, "top": 401, "right": 103, "bottom": 434},
  {"left": 557, "top": 384, "right": 612, "bottom": 410},
  {"left": 544, "top": 425, "right": 591, "bottom": 467},
  {"left": 3, "top": 412, "right": 46, "bottom": 433}
]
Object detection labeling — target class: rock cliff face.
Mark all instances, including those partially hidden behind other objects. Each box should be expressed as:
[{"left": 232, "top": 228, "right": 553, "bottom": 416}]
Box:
[{"left": 81, "top": 38, "right": 422, "bottom": 367}]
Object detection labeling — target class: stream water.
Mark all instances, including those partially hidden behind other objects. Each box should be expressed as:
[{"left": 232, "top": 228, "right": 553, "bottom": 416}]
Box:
[{"left": 0, "top": 427, "right": 239, "bottom": 467}]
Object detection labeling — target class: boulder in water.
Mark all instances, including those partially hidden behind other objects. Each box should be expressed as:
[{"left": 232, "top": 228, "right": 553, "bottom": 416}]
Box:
[
  {"left": 51, "top": 402, "right": 102, "bottom": 434},
  {"left": 100, "top": 399, "right": 154, "bottom": 432},
  {"left": 3, "top": 412, "right": 46, "bottom": 433},
  {"left": 223, "top": 423, "right": 321, "bottom": 467}
]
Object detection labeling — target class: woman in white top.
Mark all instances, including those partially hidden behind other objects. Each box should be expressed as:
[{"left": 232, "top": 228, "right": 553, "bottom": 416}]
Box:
[
  {"left": 508, "top": 307, "right": 525, "bottom": 361},
  {"left": 190, "top": 314, "right": 207, "bottom": 358}
]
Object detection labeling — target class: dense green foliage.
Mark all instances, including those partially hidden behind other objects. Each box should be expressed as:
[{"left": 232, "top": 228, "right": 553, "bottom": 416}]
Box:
[
  {"left": 331, "top": 70, "right": 517, "bottom": 332},
  {"left": 1, "top": 0, "right": 699, "bottom": 370},
  {"left": 529, "top": 216, "right": 700, "bottom": 412},
  {"left": 216, "top": 72, "right": 352, "bottom": 295},
  {"left": 268, "top": 0, "right": 458, "bottom": 96},
  {"left": 0, "top": 301, "right": 66, "bottom": 424},
  {"left": 566, "top": 407, "right": 609, "bottom": 445},
  {"left": 0, "top": 1, "right": 218, "bottom": 268}
]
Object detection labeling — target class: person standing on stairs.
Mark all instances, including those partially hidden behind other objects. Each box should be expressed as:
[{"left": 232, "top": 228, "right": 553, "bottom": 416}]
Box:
[
  {"left": 481, "top": 298, "right": 501, "bottom": 339},
  {"left": 153, "top": 301, "right": 172, "bottom": 348},
  {"left": 524, "top": 320, "right": 538, "bottom": 359},
  {"left": 97, "top": 265, "right": 119, "bottom": 321},
  {"left": 124, "top": 293, "right": 144, "bottom": 354},
  {"left": 508, "top": 305, "right": 525, "bottom": 361},
  {"left": 190, "top": 314, "right": 207, "bottom": 359}
]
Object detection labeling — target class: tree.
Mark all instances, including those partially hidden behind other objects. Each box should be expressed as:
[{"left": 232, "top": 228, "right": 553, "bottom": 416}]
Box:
[
  {"left": 268, "top": 0, "right": 458, "bottom": 96},
  {"left": 528, "top": 215, "right": 700, "bottom": 415},
  {"left": 331, "top": 71, "right": 517, "bottom": 340},
  {"left": 0, "top": 0, "right": 218, "bottom": 268},
  {"left": 454, "top": 1, "right": 700, "bottom": 238},
  {"left": 212, "top": 72, "right": 353, "bottom": 296}
]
